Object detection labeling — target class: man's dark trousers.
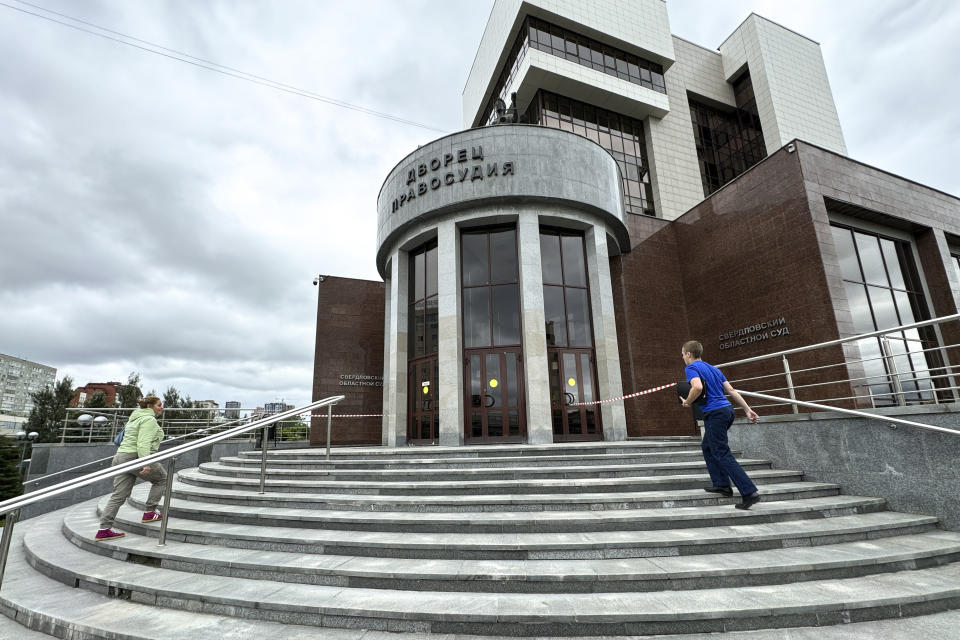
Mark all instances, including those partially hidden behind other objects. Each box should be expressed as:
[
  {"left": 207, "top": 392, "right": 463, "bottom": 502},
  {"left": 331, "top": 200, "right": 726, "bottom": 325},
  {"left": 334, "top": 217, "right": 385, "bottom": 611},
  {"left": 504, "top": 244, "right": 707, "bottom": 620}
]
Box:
[{"left": 701, "top": 405, "right": 757, "bottom": 496}]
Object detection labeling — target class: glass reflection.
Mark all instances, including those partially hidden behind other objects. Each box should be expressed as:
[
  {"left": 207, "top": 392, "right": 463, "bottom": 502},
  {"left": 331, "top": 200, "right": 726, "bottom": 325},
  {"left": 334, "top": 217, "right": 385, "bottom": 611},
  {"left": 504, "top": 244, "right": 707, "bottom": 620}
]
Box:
[
  {"left": 491, "top": 284, "right": 520, "bottom": 345},
  {"left": 462, "top": 233, "right": 488, "bottom": 287},
  {"left": 464, "top": 288, "right": 491, "bottom": 348},
  {"left": 566, "top": 288, "right": 592, "bottom": 347},
  {"left": 831, "top": 227, "right": 859, "bottom": 281},
  {"left": 543, "top": 285, "right": 567, "bottom": 346},
  {"left": 854, "top": 233, "right": 888, "bottom": 286},
  {"left": 490, "top": 230, "right": 518, "bottom": 284},
  {"left": 540, "top": 234, "right": 563, "bottom": 284},
  {"left": 562, "top": 236, "right": 586, "bottom": 286}
]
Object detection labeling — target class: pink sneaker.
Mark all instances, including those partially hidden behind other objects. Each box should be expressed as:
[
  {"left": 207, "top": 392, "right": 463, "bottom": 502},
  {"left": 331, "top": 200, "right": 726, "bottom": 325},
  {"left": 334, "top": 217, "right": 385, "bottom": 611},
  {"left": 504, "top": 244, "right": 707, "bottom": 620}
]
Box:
[
  {"left": 141, "top": 510, "right": 163, "bottom": 523},
  {"left": 94, "top": 528, "right": 125, "bottom": 541}
]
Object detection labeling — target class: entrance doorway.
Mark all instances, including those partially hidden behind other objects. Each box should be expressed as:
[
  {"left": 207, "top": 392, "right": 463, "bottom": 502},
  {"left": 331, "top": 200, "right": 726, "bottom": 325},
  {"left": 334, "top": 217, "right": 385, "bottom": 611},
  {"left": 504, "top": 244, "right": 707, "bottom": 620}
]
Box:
[
  {"left": 548, "top": 349, "right": 600, "bottom": 441},
  {"left": 465, "top": 348, "right": 524, "bottom": 442},
  {"left": 460, "top": 227, "right": 526, "bottom": 443},
  {"left": 541, "top": 229, "right": 602, "bottom": 441},
  {"left": 408, "top": 356, "right": 438, "bottom": 443}
]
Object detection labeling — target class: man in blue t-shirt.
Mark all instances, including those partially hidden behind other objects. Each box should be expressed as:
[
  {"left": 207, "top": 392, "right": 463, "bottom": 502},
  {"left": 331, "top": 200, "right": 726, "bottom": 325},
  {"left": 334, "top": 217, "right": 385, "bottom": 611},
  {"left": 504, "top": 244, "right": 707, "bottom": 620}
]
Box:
[{"left": 680, "top": 340, "right": 762, "bottom": 509}]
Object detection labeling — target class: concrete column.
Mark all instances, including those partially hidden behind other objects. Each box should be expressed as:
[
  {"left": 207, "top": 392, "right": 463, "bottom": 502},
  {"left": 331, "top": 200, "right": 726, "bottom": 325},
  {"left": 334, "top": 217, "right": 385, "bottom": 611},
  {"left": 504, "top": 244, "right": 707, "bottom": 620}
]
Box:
[
  {"left": 437, "top": 220, "right": 464, "bottom": 446},
  {"left": 585, "top": 227, "right": 627, "bottom": 441},
  {"left": 517, "top": 211, "right": 553, "bottom": 444},
  {"left": 382, "top": 250, "right": 409, "bottom": 447}
]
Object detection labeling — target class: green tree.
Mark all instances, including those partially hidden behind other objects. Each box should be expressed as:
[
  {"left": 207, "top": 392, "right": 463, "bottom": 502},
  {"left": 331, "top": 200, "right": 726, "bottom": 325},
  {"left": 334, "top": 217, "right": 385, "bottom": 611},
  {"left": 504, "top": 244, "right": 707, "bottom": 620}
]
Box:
[
  {"left": 84, "top": 391, "right": 108, "bottom": 409},
  {"left": 25, "top": 376, "right": 75, "bottom": 443},
  {"left": 0, "top": 436, "right": 23, "bottom": 501},
  {"left": 116, "top": 372, "right": 142, "bottom": 409}
]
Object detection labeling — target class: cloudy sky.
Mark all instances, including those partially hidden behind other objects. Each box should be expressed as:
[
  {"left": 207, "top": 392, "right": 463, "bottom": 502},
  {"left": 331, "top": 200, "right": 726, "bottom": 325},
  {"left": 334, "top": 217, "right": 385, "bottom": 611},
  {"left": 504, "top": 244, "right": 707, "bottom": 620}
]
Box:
[{"left": 1, "top": 1, "right": 957, "bottom": 411}]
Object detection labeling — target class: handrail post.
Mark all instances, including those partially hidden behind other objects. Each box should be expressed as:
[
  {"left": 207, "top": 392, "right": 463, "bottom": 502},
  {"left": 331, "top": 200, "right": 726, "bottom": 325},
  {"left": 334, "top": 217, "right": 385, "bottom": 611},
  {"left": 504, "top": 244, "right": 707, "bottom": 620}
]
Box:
[
  {"left": 156, "top": 457, "right": 176, "bottom": 547},
  {"left": 60, "top": 415, "right": 68, "bottom": 444},
  {"left": 326, "top": 404, "right": 332, "bottom": 461},
  {"left": 882, "top": 337, "right": 905, "bottom": 406},
  {"left": 258, "top": 425, "right": 269, "bottom": 494},
  {"left": 0, "top": 509, "right": 20, "bottom": 589},
  {"left": 782, "top": 356, "right": 799, "bottom": 414}
]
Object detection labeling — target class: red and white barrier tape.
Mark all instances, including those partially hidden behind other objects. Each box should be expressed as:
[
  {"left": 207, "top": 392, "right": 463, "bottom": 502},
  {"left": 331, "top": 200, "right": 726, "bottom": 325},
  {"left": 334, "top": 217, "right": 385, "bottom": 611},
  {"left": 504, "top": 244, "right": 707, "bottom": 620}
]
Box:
[
  {"left": 307, "top": 413, "right": 383, "bottom": 418},
  {"left": 570, "top": 381, "right": 677, "bottom": 406}
]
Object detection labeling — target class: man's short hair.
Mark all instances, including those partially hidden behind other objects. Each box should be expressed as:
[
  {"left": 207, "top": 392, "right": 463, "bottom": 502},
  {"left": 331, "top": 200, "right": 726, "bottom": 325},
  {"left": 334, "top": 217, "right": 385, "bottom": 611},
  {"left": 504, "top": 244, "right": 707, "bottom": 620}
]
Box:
[{"left": 682, "top": 340, "right": 703, "bottom": 358}]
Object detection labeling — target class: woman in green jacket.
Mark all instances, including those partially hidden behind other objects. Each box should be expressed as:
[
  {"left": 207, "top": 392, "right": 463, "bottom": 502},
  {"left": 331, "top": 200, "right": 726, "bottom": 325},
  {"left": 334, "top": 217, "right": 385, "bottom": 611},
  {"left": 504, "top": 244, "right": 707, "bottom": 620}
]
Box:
[{"left": 95, "top": 395, "right": 167, "bottom": 540}]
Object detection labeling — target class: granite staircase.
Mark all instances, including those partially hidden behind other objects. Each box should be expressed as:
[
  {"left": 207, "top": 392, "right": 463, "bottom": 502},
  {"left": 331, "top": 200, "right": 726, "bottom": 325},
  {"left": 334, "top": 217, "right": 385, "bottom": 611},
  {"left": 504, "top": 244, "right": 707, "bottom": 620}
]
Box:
[{"left": 2, "top": 438, "right": 959, "bottom": 639}]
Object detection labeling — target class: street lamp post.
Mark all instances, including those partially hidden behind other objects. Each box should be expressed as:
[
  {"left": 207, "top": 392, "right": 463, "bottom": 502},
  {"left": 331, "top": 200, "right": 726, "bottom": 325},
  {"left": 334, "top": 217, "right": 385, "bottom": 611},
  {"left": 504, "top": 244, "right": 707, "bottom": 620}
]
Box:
[{"left": 15, "top": 430, "right": 39, "bottom": 476}]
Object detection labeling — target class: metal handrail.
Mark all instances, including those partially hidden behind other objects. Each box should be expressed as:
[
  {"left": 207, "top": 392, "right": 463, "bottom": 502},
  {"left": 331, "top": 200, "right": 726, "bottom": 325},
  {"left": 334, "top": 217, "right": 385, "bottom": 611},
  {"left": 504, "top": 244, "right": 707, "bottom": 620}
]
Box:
[
  {"left": 0, "top": 394, "right": 344, "bottom": 588},
  {"left": 738, "top": 390, "right": 960, "bottom": 436},
  {"left": 23, "top": 412, "right": 268, "bottom": 488},
  {"left": 717, "top": 313, "right": 960, "bottom": 369}
]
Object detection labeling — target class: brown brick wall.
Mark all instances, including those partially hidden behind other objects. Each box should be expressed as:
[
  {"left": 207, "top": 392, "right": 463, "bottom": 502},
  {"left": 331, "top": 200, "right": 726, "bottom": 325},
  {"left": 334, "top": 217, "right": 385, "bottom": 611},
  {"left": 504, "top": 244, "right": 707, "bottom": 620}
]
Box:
[{"left": 311, "top": 277, "right": 385, "bottom": 446}]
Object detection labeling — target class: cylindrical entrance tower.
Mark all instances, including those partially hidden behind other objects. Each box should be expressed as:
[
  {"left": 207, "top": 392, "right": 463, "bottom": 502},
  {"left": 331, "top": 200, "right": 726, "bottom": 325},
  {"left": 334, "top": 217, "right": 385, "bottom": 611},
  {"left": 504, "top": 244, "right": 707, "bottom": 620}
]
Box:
[{"left": 377, "top": 124, "right": 629, "bottom": 446}]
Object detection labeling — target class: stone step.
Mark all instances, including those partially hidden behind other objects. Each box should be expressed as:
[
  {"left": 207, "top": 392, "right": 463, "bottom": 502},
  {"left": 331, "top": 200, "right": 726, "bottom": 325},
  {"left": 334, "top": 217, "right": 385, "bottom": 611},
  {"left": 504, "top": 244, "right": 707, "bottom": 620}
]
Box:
[
  {"left": 114, "top": 490, "right": 933, "bottom": 559},
  {"left": 236, "top": 439, "right": 702, "bottom": 462},
  {"left": 177, "top": 466, "right": 803, "bottom": 495},
  {"left": 171, "top": 474, "right": 842, "bottom": 512},
  {"left": 7, "top": 530, "right": 960, "bottom": 640},
  {"left": 24, "top": 512, "right": 960, "bottom": 636},
  {"left": 127, "top": 482, "right": 876, "bottom": 535},
  {"left": 217, "top": 449, "right": 716, "bottom": 470},
  {"left": 196, "top": 458, "right": 771, "bottom": 482},
  {"left": 63, "top": 506, "right": 960, "bottom": 593}
]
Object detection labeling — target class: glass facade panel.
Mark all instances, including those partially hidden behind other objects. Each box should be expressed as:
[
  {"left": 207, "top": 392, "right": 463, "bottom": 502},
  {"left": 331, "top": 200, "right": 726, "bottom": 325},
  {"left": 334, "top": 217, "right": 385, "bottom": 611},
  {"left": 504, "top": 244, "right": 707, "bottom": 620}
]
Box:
[
  {"left": 543, "top": 285, "right": 567, "bottom": 347},
  {"left": 525, "top": 90, "right": 654, "bottom": 216},
  {"left": 540, "top": 234, "right": 563, "bottom": 284},
  {"left": 408, "top": 241, "right": 439, "bottom": 358},
  {"left": 566, "top": 288, "right": 592, "bottom": 348},
  {"left": 482, "top": 16, "right": 666, "bottom": 127},
  {"left": 463, "top": 287, "right": 491, "bottom": 348},
  {"left": 425, "top": 246, "right": 438, "bottom": 297},
  {"left": 833, "top": 223, "right": 941, "bottom": 407},
  {"left": 462, "top": 233, "right": 489, "bottom": 287},
  {"left": 491, "top": 284, "right": 521, "bottom": 346},
  {"left": 843, "top": 281, "right": 874, "bottom": 335},
  {"left": 832, "top": 227, "right": 859, "bottom": 280},
  {"left": 688, "top": 70, "right": 766, "bottom": 196},
  {"left": 855, "top": 233, "right": 888, "bottom": 286},
  {"left": 562, "top": 235, "right": 587, "bottom": 286},
  {"left": 425, "top": 297, "right": 439, "bottom": 354},
  {"left": 490, "top": 229, "right": 518, "bottom": 284}
]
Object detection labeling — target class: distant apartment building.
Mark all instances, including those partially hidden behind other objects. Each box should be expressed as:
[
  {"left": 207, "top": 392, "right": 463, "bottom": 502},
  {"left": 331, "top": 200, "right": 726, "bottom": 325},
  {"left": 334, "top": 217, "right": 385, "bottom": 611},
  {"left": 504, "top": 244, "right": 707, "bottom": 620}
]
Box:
[
  {"left": 71, "top": 382, "right": 123, "bottom": 408},
  {"left": 224, "top": 401, "right": 241, "bottom": 419},
  {"left": 0, "top": 353, "right": 57, "bottom": 417},
  {"left": 264, "top": 402, "right": 294, "bottom": 414}
]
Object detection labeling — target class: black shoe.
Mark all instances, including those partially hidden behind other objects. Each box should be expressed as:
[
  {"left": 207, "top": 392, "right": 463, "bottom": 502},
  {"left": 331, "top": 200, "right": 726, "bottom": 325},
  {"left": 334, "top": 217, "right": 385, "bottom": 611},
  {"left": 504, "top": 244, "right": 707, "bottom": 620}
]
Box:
[
  {"left": 735, "top": 493, "right": 761, "bottom": 510},
  {"left": 704, "top": 486, "right": 733, "bottom": 497}
]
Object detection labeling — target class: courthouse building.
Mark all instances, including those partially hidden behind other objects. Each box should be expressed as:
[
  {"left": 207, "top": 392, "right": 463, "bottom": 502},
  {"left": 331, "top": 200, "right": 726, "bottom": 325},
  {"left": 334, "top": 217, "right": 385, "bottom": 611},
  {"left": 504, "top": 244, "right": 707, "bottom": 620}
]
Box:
[{"left": 311, "top": 0, "right": 960, "bottom": 447}]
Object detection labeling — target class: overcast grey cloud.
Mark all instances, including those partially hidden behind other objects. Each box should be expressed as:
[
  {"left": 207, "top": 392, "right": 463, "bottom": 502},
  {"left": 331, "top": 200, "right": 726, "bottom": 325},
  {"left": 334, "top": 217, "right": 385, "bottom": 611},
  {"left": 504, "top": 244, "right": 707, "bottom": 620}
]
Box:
[{"left": 1, "top": 1, "right": 957, "bottom": 410}]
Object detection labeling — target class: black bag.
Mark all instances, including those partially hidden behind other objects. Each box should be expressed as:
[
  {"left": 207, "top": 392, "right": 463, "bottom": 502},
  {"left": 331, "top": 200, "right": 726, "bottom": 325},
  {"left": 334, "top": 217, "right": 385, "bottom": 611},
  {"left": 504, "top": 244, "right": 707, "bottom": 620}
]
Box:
[{"left": 677, "top": 378, "right": 708, "bottom": 421}]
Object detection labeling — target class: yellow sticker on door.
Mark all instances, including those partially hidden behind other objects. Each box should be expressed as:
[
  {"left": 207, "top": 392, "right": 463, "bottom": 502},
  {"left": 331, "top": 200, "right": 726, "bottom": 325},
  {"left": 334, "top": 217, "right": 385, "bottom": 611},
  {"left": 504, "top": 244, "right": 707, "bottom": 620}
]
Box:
[
  {"left": 567, "top": 377, "right": 576, "bottom": 387},
  {"left": 489, "top": 379, "right": 499, "bottom": 388}
]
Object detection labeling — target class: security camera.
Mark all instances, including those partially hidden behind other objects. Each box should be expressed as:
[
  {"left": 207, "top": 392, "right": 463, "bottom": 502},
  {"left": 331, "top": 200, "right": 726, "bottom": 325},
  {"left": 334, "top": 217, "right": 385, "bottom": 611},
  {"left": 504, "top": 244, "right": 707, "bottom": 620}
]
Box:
[{"left": 313, "top": 275, "right": 326, "bottom": 285}]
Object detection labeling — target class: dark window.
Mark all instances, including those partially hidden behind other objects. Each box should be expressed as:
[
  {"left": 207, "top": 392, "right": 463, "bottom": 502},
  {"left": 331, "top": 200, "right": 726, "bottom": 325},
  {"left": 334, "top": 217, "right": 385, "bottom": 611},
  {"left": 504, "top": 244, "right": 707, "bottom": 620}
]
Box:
[
  {"left": 831, "top": 224, "right": 941, "bottom": 407},
  {"left": 408, "top": 241, "right": 439, "bottom": 358},
  {"left": 525, "top": 90, "right": 654, "bottom": 216},
  {"left": 539, "top": 229, "right": 593, "bottom": 348},
  {"left": 461, "top": 228, "right": 521, "bottom": 348},
  {"left": 689, "top": 70, "right": 766, "bottom": 196}
]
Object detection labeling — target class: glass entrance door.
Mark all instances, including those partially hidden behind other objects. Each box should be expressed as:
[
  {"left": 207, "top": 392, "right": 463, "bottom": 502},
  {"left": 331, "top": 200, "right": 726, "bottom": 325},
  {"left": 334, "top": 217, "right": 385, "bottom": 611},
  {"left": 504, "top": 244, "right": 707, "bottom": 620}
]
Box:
[
  {"left": 408, "top": 356, "right": 438, "bottom": 443},
  {"left": 548, "top": 349, "right": 601, "bottom": 441},
  {"left": 465, "top": 348, "right": 525, "bottom": 442}
]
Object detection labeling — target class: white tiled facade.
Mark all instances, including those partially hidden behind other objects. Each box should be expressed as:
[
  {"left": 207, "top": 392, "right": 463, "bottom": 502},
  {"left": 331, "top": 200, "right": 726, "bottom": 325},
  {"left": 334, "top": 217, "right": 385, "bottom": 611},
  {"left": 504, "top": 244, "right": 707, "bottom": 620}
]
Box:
[
  {"left": 464, "top": 1, "right": 846, "bottom": 221},
  {"left": 0, "top": 353, "right": 56, "bottom": 417},
  {"left": 720, "top": 15, "right": 847, "bottom": 156}
]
